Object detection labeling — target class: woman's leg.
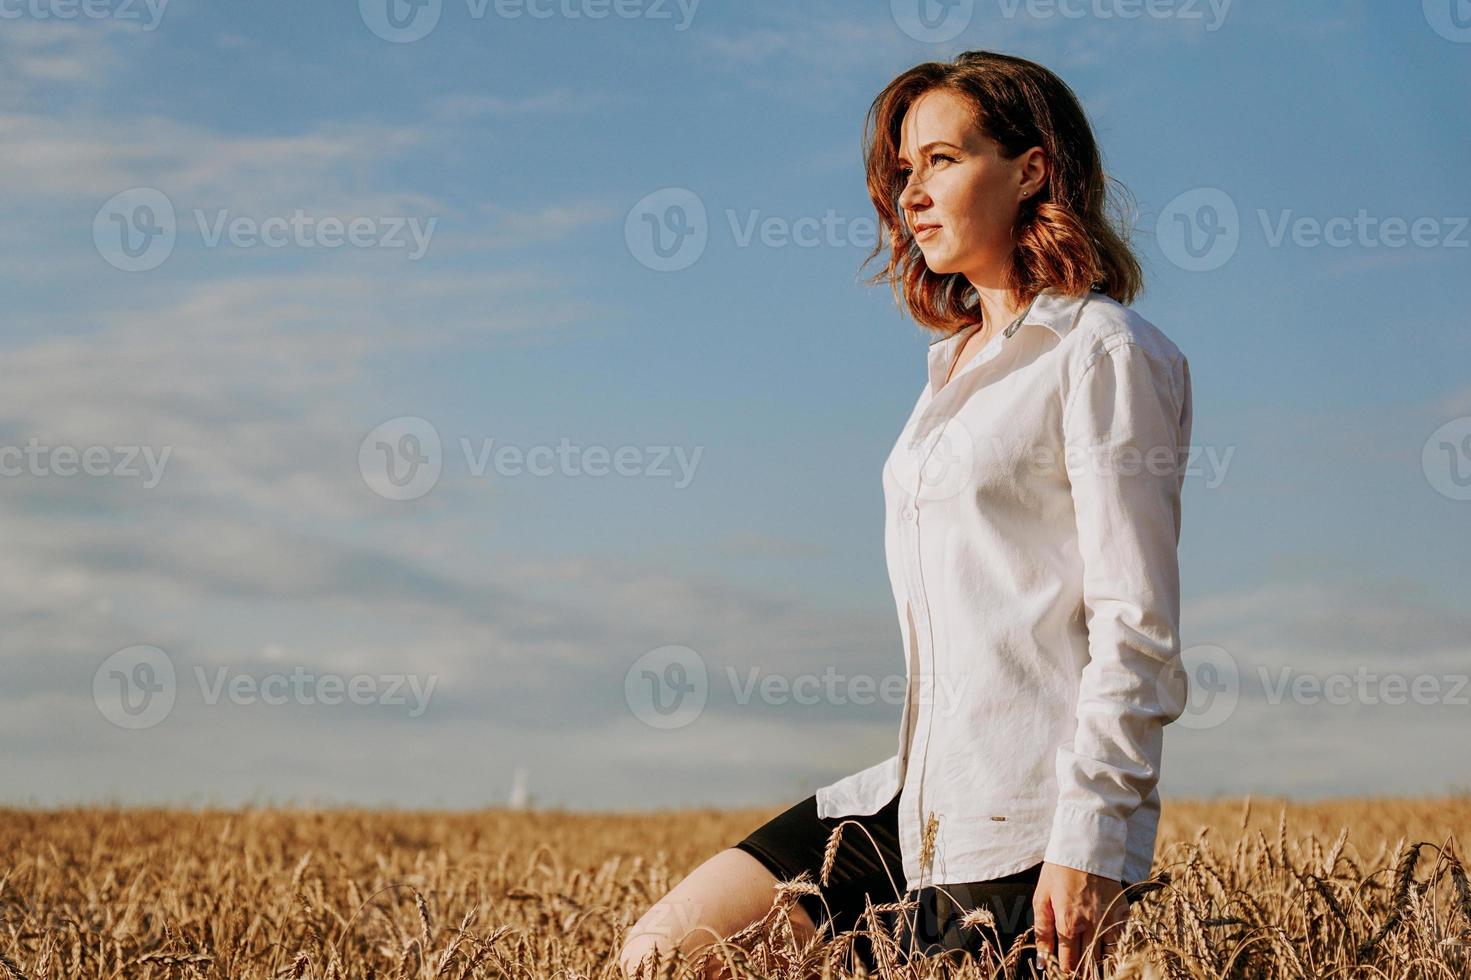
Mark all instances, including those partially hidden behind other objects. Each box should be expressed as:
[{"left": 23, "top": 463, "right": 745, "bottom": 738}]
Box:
[
  {"left": 619, "top": 791, "right": 907, "bottom": 978},
  {"left": 730, "top": 792, "right": 909, "bottom": 972},
  {"left": 617, "top": 846, "right": 817, "bottom": 980}
]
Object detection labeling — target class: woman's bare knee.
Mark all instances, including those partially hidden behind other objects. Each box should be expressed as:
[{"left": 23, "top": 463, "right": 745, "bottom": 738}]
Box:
[{"left": 617, "top": 847, "right": 818, "bottom": 979}]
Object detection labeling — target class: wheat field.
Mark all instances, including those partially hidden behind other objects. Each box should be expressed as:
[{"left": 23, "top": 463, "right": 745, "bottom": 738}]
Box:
[{"left": 2, "top": 796, "right": 1469, "bottom": 979}]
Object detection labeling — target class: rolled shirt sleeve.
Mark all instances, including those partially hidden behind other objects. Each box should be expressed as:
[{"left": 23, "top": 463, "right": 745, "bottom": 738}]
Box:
[{"left": 1043, "top": 338, "right": 1193, "bottom": 882}]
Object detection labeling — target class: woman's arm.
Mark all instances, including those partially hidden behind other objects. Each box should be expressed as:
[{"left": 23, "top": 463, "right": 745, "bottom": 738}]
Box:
[{"left": 1034, "top": 335, "right": 1194, "bottom": 972}]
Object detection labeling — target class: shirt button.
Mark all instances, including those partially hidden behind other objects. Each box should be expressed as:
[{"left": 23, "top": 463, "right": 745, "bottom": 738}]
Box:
[{"left": 901, "top": 504, "right": 917, "bottom": 522}]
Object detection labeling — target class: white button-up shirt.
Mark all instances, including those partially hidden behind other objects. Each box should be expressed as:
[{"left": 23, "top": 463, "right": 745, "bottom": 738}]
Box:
[{"left": 815, "top": 285, "right": 1193, "bottom": 892}]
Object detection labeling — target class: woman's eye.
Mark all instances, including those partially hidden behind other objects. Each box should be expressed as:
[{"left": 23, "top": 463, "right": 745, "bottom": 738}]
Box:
[{"left": 897, "top": 154, "right": 955, "bottom": 182}]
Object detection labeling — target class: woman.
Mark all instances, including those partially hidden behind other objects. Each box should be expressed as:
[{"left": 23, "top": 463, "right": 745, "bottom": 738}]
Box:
[{"left": 619, "top": 49, "right": 1192, "bottom": 978}]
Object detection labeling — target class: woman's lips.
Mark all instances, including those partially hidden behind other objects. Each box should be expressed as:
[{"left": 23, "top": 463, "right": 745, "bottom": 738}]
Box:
[{"left": 915, "top": 224, "right": 941, "bottom": 240}]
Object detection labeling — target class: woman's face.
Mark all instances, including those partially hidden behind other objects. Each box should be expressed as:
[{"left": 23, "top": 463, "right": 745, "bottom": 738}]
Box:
[{"left": 896, "top": 88, "right": 1045, "bottom": 283}]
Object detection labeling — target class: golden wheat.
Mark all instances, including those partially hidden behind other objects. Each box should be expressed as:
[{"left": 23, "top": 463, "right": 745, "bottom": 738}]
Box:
[{"left": 0, "top": 796, "right": 1467, "bottom": 978}]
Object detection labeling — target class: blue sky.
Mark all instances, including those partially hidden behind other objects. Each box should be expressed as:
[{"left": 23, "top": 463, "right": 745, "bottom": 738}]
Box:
[{"left": 2, "top": 0, "right": 1468, "bottom": 811}]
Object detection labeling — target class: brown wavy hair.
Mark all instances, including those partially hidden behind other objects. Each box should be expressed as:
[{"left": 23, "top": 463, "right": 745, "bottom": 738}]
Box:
[{"left": 860, "top": 50, "right": 1144, "bottom": 339}]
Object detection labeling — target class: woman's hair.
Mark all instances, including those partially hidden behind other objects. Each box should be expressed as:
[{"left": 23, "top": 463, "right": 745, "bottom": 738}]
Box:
[{"left": 860, "top": 50, "right": 1144, "bottom": 338}]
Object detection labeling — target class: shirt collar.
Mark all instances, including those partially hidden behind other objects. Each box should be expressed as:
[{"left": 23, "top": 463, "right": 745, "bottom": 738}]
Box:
[
  {"left": 927, "top": 285, "right": 1097, "bottom": 349},
  {"left": 924, "top": 286, "right": 1098, "bottom": 394}
]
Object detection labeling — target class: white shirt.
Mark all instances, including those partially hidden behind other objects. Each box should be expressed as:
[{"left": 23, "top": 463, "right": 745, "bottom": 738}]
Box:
[{"left": 815, "top": 285, "right": 1193, "bottom": 892}]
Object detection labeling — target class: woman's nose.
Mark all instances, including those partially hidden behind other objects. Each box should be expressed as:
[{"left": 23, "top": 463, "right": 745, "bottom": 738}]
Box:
[{"left": 898, "top": 180, "right": 928, "bottom": 213}]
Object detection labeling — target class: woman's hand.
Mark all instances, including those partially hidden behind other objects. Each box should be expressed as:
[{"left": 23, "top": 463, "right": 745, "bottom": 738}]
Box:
[{"left": 1032, "top": 861, "right": 1130, "bottom": 975}]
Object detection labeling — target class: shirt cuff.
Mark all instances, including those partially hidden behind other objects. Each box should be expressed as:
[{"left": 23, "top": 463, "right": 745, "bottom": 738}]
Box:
[{"left": 1042, "top": 802, "right": 1128, "bottom": 882}]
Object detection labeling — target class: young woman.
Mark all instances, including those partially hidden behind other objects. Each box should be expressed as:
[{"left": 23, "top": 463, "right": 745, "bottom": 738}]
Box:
[{"left": 620, "top": 49, "right": 1192, "bottom": 978}]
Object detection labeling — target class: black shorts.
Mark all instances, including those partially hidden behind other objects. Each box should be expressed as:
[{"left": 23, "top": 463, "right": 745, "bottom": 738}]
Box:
[{"left": 731, "top": 791, "right": 1136, "bottom": 969}]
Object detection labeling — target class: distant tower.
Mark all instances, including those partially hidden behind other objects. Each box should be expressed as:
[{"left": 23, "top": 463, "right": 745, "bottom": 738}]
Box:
[{"left": 508, "top": 766, "right": 530, "bottom": 810}]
